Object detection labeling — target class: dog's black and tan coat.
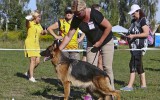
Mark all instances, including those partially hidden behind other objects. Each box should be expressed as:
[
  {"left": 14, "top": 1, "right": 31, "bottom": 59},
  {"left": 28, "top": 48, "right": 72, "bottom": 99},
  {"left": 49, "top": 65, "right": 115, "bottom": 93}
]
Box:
[{"left": 41, "top": 45, "right": 120, "bottom": 100}]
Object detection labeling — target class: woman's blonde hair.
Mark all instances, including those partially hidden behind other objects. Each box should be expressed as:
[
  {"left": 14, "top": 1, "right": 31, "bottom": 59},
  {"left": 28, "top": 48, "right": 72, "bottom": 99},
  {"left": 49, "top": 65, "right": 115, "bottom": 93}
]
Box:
[
  {"left": 26, "top": 10, "right": 40, "bottom": 28},
  {"left": 71, "top": 0, "right": 86, "bottom": 12},
  {"left": 31, "top": 10, "right": 40, "bottom": 19}
]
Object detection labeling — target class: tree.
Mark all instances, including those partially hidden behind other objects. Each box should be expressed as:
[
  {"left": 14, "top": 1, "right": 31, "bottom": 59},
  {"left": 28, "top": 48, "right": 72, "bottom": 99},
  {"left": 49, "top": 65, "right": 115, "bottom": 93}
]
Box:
[
  {"left": 0, "top": 0, "right": 30, "bottom": 31},
  {"left": 36, "top": 0, "right": 159, "bottom": 29},
  {"left": 36, "top": 0, "right": 60, "bottom": 27}
]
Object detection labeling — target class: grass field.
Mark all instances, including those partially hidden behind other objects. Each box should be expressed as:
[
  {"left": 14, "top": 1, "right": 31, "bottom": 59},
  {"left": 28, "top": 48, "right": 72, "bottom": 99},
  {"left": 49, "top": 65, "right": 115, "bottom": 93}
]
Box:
[{"left": 0, "top": 41, "right": 160, "bottom": 100}]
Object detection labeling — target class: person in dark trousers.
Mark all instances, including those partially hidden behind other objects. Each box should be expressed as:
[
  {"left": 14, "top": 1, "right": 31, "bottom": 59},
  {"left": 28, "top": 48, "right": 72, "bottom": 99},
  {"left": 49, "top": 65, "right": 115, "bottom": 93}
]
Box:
[{"left": 120, "top": 4, "right": 149, "bottom": 91}]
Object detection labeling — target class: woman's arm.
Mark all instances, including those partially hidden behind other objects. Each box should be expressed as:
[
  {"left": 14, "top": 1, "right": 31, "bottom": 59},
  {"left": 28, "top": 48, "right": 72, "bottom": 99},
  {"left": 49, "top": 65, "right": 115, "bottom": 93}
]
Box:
[
  {"left": 59, "top": 29, "right": 76, "bottom": 50},
  {"left": 127, "top": 25, "right": 149, "bottom": 39},
  {"left": 41, "top": 29, "right": 48, "bottom": 35},
  {"left": 94, "top": 18, "right": 112, "bottom": 47},
  {"left": 78, "top": 32, "right": 85, "bottom": 43},
  {"left": 47, "top": 22, "right": 63, "bottom": 40}
]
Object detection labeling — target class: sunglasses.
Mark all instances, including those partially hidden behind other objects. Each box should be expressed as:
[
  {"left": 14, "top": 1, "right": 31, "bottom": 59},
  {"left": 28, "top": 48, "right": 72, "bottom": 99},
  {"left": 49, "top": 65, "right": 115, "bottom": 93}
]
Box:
[
  {"left": 65, "top": 11, "right": 73, "bottom": 14},
  {"left": 132, "top": 10, "right": 139, "bottom": 15}
]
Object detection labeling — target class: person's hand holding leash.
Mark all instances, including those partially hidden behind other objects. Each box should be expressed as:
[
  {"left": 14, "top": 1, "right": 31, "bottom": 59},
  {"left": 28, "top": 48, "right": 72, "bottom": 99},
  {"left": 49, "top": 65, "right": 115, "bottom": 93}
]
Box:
[
  {"left": 93, "top": 41, "right": 102, "bottom": 48},
  {"left": 127, "top": 34, "right": 135, "bottom": 40},
  {"left": 55, "top": 36, "right": 63, "bottom": 40}
]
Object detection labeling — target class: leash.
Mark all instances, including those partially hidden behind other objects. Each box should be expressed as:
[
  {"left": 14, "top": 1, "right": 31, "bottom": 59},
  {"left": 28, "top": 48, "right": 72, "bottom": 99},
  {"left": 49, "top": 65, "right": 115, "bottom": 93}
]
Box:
[
  {"left": 86, "top": 47, "right": 100, "bottom": 65},
  {"left": 91, "top": 52, "right": 98, "bottom": 65}
]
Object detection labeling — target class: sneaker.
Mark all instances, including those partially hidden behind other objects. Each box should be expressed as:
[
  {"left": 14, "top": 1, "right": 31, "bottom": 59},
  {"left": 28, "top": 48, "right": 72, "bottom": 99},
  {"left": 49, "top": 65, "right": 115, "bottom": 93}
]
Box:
[
  {"left": 120, "top": 86, "right": 133, "bottom": 91},
  {"left": 24, "top": 72, "right": 29, "bottom": 78},
  {"left": 29, "top": 77, "right": 37, "bottom": 82},
  {"left": 83, "top": 95, "right": 92, "bottom": 100}
]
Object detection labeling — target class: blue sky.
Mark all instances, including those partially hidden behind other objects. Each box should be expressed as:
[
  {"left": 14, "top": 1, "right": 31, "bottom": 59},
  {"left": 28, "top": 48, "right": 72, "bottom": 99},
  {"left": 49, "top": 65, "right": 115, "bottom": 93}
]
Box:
[
  {"left": 28, "top": 0, "right": 37, "bottom": 11},
  {"left": 156, "top": 1, "right": 160, "bottom": 22},
  {"left": 27, "top": 0, "right": 160, "bottom": 22}
]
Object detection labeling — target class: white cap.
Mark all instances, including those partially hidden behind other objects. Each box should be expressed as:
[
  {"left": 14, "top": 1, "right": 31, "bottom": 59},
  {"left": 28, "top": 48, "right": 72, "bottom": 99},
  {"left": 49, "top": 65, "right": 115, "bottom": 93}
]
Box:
[
  {"left": 25, "top": 15, "right": 33, "bottom": 20},
  {"left": 128, "top": 4, "right": 140, "bottom": 15}
]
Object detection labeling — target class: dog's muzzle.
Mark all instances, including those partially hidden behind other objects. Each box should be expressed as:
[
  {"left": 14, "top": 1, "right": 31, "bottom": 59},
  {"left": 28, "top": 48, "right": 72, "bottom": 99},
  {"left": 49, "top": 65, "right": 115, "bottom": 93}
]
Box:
[{"left": 40, "top": 49, "right": 52, "bottom": 62}]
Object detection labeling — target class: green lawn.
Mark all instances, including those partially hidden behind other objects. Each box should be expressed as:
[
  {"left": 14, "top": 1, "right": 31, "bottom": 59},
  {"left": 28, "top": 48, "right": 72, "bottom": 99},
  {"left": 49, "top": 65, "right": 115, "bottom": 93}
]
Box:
[{"left": 0, "top": 41, "right": 160, "bottom": 100}]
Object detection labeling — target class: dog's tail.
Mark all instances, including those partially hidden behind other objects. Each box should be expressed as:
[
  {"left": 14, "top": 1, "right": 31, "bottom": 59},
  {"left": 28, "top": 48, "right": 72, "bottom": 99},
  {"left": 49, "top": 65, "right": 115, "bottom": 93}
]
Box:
[{"left": 109, "top": 90, "right": 121, "bottom": 100}]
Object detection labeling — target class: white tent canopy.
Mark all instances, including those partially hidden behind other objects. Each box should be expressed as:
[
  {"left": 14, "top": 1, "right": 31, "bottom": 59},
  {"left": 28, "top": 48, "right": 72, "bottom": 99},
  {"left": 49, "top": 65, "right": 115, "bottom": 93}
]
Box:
[{"left": 112, "top": 25, "right": 128, "bottom": 33}]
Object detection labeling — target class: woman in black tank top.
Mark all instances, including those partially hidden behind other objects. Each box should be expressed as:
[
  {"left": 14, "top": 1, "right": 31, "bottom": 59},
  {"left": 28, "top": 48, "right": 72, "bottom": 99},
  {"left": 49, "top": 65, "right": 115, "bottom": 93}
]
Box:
[{"left": 59, "top": 1, "right": 115, "bottom": 99}]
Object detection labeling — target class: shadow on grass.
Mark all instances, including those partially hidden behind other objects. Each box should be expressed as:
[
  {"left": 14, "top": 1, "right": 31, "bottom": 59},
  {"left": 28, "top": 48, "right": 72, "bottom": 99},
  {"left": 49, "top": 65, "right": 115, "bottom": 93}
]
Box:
[
  {"left": 32, "top": 91, "right": 84, "bottom": 100},
  {"left": 114, "top": 79, "right": 125, "bottom": 86},
  {"left": 32, "top": 86, "right": 65, "bottom": 100},
  {"left": 15, "top": 72, "right": 28, "bottom": 79},
  {"left": 41, "top": 78, "right": 62, "bottom": 86},
  {"left": 150, "top": 59, "right": 160, "bottom": 62},
  {"left": 39, "top": 78, "right": 86, "bottom": 99},
  {"left": 145, "top": 68, "right": 160, "bottom": 72}
]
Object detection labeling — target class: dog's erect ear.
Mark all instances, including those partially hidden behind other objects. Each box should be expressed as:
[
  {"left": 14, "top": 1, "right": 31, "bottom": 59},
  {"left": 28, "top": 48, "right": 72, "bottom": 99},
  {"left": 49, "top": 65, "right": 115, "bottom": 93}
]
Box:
[{"left": 53, "top": 40, "right": 61, "bottom": 49}]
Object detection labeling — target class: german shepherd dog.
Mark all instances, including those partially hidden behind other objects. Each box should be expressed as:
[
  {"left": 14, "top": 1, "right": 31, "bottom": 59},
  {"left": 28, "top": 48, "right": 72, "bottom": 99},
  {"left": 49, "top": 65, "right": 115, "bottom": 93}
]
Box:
[{"left": 41, "top": 45, "right": 120, "bottom": 100}]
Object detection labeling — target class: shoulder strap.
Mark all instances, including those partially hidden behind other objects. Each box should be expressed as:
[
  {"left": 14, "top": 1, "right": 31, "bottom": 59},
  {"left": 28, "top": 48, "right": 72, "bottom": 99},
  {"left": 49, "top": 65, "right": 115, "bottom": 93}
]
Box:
[
  {"left": 58, "top": 20, "right": 61, "bottom": 29},
  {"left": 135, "top": 17, "right": 147, "bottom": 27}
]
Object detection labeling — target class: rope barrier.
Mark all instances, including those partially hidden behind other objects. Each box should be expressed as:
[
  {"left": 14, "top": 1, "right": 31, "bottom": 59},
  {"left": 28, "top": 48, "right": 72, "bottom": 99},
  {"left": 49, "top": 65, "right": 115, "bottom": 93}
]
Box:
[
  {"left": 117, "top": 48, "right": 160, "bottom": 51},
  {"left": 0, "top": 48, "right": 86, "bottom": 52},
  {"left": 0, "top": 48, "right": 45, "bottom": 51},
  {"left": 0, "top": 48, "right": 160, "bottom": 52}
]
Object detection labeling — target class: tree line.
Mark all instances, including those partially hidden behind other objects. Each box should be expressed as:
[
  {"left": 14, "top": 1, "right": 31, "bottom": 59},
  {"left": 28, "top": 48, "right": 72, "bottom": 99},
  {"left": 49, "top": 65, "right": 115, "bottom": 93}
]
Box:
[{"left": 0, "top": 0, "right": 159, "bottom": 31}]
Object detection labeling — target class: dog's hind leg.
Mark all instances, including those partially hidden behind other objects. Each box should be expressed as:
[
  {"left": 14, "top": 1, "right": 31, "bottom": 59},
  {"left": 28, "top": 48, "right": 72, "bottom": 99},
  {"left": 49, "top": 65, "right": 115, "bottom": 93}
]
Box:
[
  {"left": 93, "top": 76, "right": 121, "bottom": 100},
  {"left": 62, "top": 81, "right": 71, "bottom": 100}
]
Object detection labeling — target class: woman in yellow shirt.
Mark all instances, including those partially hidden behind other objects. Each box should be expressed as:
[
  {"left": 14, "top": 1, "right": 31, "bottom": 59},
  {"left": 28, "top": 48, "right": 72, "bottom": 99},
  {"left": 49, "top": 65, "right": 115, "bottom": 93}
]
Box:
[
  {"left": 47, "top": 7, "right": 85, "bottom": 60},
  {"left": 24, "top": 10, "right": 47, "bottom": 82}
]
